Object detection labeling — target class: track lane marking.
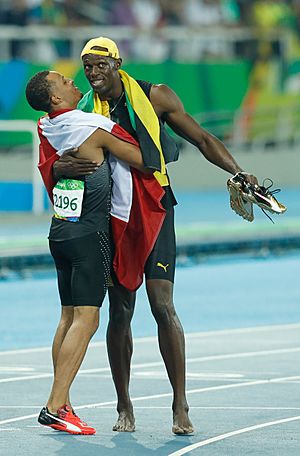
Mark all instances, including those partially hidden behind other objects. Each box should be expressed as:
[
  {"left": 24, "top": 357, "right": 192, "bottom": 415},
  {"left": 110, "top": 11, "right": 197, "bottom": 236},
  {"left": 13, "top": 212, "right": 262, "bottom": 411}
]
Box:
[
  {"left": 1, "top": 374, "right": 300, "bottom": 426},
  {"left": 1, "top": 323, "right": 300, "bottom": 356},
  {"left": 168, "top": 415, "right": 300, "bottom": 455},
  {"left": 1, "top": 346, "right": 300, "bottom": 384},
  {"left": 3, "top": 405, "right": 300, "bottom": 410}
]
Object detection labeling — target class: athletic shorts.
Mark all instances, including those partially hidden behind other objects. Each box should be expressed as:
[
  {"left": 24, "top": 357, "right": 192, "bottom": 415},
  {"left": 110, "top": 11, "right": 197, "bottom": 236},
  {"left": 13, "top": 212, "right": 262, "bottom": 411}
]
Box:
[
  {"left": 49, "top": 231, "right": 111, "bottom": 307},
  {"left": 144, "top": 204, "right": 176, "bottom": 283}
]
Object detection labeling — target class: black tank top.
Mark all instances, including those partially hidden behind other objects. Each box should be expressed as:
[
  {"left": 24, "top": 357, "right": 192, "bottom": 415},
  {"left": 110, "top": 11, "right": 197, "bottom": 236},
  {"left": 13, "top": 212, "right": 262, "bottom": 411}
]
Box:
[
  {"left": 109, "top": 80, "right": 151, "bottom": 140},
  {"left": 49, "top": 158, "right": 111, "bottom": 241},
  {"left": 109, "top": 80, "right": 177, "bottom": 208}
]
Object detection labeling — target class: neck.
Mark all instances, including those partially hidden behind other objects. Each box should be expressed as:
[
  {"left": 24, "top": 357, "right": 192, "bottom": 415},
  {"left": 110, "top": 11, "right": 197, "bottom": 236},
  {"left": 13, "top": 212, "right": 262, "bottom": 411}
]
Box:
[{"left": 48, "top": 107, "right": 74, "bottom": 118}]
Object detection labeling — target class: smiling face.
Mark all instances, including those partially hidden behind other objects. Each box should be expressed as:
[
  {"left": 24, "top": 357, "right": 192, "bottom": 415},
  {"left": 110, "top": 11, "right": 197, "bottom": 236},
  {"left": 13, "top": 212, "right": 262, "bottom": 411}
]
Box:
[
  {"left": 82, "top": 51, "right": 122, "bottom": 99},
  {"left": 47, "top": 71, "right": 83, "bottom": 110}
]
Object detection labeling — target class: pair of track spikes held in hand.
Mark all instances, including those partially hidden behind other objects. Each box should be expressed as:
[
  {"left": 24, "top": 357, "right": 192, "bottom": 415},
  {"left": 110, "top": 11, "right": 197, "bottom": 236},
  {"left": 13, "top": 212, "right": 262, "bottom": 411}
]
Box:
[{"left": 227, "top": 172, "right": 287, "bottom": 223}]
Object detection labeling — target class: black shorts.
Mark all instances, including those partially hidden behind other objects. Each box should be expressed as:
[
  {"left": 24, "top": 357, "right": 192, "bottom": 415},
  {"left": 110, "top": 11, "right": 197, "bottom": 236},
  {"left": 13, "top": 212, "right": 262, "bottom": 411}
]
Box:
[
  {"left": 49, "top": 231, "right": 111, "bottom": 307},
  {"left": 144, "top": 204, "right": 176, "bottom": 283}
]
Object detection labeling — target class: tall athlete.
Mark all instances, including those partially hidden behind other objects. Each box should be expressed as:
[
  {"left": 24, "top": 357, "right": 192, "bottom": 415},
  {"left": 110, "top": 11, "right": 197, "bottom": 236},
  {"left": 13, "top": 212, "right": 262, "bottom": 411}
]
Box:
[{"left": 50, "top": 38, "right": 258, "bottom": 435}]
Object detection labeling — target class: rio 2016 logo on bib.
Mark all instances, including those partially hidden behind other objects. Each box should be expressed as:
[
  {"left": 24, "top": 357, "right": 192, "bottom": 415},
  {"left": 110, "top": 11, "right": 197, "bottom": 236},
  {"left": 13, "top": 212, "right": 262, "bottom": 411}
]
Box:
[{"left": 53, "top": 179, "right": 84, "bottom": 222}]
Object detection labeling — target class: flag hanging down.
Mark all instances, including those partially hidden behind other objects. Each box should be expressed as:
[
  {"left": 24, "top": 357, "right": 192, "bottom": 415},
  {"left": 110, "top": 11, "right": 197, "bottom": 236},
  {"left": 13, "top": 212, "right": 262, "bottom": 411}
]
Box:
[{"left": 37, "top": 109, "right": 166, "bottom": 291}]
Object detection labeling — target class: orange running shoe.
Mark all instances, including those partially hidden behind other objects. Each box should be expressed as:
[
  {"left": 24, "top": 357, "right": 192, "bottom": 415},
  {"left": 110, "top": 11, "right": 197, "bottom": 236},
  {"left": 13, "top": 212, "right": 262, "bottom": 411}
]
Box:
[{"left": 38, "top": 405, "right": 96, "bottom": 435}]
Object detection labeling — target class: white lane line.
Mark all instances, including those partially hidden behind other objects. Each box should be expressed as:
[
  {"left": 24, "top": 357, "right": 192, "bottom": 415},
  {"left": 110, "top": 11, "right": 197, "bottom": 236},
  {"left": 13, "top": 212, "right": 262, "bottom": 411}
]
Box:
[
  {"left": 1, "top": 374, "right": 299, "bottom": 426},
  {"left": 2, "top": 346, "right": 300, "bottom": 384},
  {"left": 133, "top": 372, "right": 244, "bottom": 379},
  {"left": 186, "top": 347, "right": 300, "bottom": 363},
  {"left": 1, "top": 323, "right": 300, "bottom": 356},
  {"left": 0, "top": 373, "right": 54, "bottom": 384},
  {"left": 2, "top": 406, "right": 300, "bottom": 411},
  {"left": 0, "top": 428, "right": 21, "bottom": 431},
  {"left": 184, "top": 323, "right": 300, "bottom": 340},
  {"left": 83, "top": 406, "right": 300, "bottom": 410},
  {"left": 0, "top": 367, "right": 35, "bottom": 372},
  {"left": 0, "top": 408, "right": 300, "bottom": 412},
  {"left": 168, "top": 415, "right": 300, "bottom": 455},
  {"left": 0, "top": 406, "right": 41, "bottom": 409},
  {"left": 0, "top": 414, "right": 38, "bottom": 425}
]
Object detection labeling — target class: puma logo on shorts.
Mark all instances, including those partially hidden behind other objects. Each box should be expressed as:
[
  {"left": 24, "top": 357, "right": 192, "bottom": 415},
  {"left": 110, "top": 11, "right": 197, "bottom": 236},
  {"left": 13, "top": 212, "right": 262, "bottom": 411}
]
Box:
[{"left": 157, "top": 262, "right": 169, "bottom": 272}]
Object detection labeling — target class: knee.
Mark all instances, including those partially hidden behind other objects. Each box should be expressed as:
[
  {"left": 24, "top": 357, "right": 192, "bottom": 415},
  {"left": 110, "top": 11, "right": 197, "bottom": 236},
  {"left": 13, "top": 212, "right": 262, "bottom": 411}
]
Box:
[
  {"left": 74, "top": 307, "right": 99, "bottom": 336},
  {"left": 148, "top": 287, "right": 176, "bottom": 323},
  {"left": 109, "top": 302, "right": 134, "bottom": 329},
  {"left": 59, "top": 307, "right": 74, "bottom": 331},
  {"left": 151, "top": 300, "right": 176, "bottom": 324},
  {"left": 89, "top": 314, "right": 99, "bottom": 336},
  {"left": 108, "top": 287, "right": 135, "bottom": 329}
]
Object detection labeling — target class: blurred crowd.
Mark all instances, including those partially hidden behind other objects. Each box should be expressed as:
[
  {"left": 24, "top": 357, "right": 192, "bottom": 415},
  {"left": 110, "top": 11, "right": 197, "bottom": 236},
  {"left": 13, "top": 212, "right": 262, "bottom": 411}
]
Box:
[
  {"left": 1, "top": 0, "right": 300, "bottom": 28},
  {"left": 1, "top": 0, "right": 300, "bottom": 61}
]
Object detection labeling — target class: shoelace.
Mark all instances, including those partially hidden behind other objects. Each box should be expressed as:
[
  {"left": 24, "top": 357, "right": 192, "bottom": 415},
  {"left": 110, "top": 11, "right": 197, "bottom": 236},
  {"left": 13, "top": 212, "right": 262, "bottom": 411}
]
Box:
[
  {"left": 232, "top": 173, "right": 284, "bottom": 223},
  {"left": 255, "top": 178, "right": 282, "bottom": 224},
  {"left": 71, "top": 408, "right": 88, "bottom": 426}
]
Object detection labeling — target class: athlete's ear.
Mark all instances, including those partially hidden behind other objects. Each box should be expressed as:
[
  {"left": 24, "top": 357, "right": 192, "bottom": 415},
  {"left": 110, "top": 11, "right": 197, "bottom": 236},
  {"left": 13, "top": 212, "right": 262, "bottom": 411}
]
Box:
[
  {"left": 115, "top": 58, "right": 122, "bottom": 70},
  {"left": 50, "top": 94, "right": 62, "bottom": 106}
]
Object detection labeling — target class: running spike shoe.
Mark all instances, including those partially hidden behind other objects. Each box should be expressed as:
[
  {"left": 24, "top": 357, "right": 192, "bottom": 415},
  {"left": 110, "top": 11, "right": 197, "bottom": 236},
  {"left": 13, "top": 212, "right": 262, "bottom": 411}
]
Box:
[
  {"left": 230, "top": 173, "right": 287, "bottom": 221},
  {"left": 38, "top": 405, "right": 96, "bottom": 435}
]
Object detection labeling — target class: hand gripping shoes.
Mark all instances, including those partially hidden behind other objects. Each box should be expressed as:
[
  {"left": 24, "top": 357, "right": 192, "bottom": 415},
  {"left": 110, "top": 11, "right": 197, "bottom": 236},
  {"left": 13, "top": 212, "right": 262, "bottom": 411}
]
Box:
[{"left": 227, "top": 173, "right": 287, "bottom": 222}]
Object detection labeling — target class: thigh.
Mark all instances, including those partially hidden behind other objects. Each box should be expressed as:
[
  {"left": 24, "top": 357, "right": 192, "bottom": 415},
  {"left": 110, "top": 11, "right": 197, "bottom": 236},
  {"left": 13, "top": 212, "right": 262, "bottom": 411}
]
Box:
[
  {"left": 144, "top": 205, "right": 176, "bottom": 283},
  {"left": 49, "top": 240, "right": 73, "bottom": 307},
  {"left": 108, "top": 280, "right": 136, "bottom": 312},
  {"left": 71, "top": 232, "right": 111, "bottom": 308}
]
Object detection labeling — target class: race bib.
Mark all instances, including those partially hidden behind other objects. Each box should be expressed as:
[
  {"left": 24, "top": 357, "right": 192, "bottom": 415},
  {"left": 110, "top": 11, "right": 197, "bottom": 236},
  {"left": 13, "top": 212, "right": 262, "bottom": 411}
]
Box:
[{"left": 53, "top": 179, "right": 84, "bottom": 222}]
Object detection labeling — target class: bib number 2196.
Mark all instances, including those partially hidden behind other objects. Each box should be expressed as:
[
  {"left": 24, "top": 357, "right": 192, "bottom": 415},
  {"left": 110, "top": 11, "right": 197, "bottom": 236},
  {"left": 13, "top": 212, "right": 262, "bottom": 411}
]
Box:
[{"left": 53, "top": 179, "right": 84, "bottom": 222}]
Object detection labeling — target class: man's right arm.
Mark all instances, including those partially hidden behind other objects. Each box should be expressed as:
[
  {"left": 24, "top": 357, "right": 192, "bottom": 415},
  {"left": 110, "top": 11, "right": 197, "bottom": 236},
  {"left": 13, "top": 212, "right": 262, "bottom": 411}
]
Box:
[
  {"left": 52, "top": 150, "right": 100, "bottom": 180},
  {"left": 79, "top": 128, "right": 148, "bottom": 172}
]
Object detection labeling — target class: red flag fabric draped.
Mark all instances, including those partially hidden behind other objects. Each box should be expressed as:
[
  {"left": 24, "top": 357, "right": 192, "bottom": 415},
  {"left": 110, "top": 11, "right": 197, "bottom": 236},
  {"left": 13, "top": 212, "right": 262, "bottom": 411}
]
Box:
[{"left": 37, "top": 110, "right": 166, "bottom": 291}]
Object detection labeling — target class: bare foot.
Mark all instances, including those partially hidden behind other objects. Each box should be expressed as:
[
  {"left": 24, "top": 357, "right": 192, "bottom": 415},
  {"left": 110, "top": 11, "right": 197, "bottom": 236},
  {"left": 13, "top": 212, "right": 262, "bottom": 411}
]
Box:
[
  {"left": 172, "top": 409, "right": 194, "bottom": 435},
  {"left": 113, "top": 410, "right": 135, "bottom": 432}
]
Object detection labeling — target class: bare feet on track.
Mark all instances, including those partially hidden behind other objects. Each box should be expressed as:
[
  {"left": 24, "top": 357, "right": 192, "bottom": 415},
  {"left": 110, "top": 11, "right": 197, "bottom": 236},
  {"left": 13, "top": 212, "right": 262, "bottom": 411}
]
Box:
[
  {"left": 172, "top": 410, "right": 194, "bottom": 435},
  {"left": 113, "top": 410, "right": 135, "bottom": 432}
]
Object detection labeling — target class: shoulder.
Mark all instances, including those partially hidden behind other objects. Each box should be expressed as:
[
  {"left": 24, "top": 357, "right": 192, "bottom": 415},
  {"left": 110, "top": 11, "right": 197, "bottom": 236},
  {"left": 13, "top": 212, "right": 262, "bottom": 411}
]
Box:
[
  {"left": 150, "top": 84, "right": 182, "bottom": 115},
  {"left": 151, "top": 84, "right": 179, "bottom": 102},
  {"left": 136, "top": 79, "right": 152, "bottom": 98}
]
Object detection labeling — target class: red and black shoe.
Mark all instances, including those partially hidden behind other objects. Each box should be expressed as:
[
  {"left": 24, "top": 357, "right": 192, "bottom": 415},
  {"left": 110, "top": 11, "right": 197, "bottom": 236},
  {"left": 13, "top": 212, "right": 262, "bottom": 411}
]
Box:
[{"left": 38, "top": 405, "right": 96, "bottom": 435}]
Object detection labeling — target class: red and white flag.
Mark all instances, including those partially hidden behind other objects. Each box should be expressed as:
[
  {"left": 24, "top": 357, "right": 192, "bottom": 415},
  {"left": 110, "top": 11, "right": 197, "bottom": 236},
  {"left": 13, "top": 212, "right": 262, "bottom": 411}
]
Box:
[{"left": 38, "top": 109, "right": 166, "bottom": 291}]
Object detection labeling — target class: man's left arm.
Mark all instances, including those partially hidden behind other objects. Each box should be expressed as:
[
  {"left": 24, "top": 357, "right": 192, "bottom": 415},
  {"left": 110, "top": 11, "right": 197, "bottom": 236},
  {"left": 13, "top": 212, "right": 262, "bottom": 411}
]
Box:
[{"left": 150, "top": 84, "right": 257, "bottom": 184}]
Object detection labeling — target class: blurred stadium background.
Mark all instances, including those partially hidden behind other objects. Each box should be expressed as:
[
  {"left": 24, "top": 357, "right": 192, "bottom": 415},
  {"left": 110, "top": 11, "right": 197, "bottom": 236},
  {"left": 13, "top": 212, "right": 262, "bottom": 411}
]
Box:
[
  {"left": 1, "top": 8, "right": 300, "bottom": 455},
  {"left": 0, "top": 0, "right": 300, "bottom": 280}
]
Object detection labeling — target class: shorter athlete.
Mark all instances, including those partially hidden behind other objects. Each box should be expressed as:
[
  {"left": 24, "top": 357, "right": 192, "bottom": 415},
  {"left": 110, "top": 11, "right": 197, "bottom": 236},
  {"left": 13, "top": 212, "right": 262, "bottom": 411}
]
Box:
[{"left": 25, "top": 70, "right": 151, "bottom": 435}]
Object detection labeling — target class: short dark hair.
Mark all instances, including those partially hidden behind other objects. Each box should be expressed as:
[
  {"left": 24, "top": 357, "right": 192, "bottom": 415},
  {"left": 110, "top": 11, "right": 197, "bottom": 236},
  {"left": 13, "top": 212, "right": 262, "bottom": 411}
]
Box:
[{"left": 25, "top": 70, "right": 52, "bottom": 112}]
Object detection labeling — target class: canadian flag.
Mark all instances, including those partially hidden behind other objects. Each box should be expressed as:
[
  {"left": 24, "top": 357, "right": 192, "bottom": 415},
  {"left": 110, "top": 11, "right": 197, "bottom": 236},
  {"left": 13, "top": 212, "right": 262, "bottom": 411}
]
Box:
[{"left": 38, "top": 109, "right": 166, "bottom": 291}]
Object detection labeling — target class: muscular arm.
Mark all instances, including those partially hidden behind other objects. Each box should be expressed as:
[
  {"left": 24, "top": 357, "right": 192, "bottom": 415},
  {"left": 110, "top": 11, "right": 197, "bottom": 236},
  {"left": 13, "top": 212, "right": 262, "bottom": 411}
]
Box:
[
  {"left": 79, "top": 128, "right": 147, "bottom": 172},
  {"left": 150, "top": 84, "right": 253, "bottom": 179},
  {"left": 52, "top": 152, "right": 99, "bottom": 180},
  {"left": 53, "top": 128, "right": 147, "bottom": 180}
]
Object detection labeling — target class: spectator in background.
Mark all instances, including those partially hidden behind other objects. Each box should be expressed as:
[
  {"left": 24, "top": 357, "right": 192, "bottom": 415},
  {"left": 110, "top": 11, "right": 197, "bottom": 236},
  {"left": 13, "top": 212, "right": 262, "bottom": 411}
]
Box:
[
  {"left": 62, "top": 0, "right": 111, "bottom": 26},
  {"left": 221, "top": 0, "right": 241, "bottom": 26},
  {"left": 183, "top": 0, "right": 223, "bottom": 26},
  {"left": 235, "top": 0, "right": 252, "bottom": 26},
  {"left": 159, "top": 0, "right": 185, "bottom": 25},
  {"left": 110, "top": 0, "right": 138, "bottom": 57},
  {"left": 252, "top": 0, "right": 294, "bottom": 29},
  {"left": 2, "top": 0, "right": 30, "bottom": 26},
  {"left": 174, "top": 0, "right": 227, "bottom": 60},
  {"left": 251, "top": 0, "right": 295, "bottom": 60},
  {"left": 111, "top": 0, "right": 168, "bottom": 61},
  {"left": 111, "top": 0, "right": 140, "bottom": 26},
  {"left": 290, "top": 0, "right": 300, "bottom": 48},
  {"left": 1, "top": 0, "right": 44, "bottom": 59}
]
